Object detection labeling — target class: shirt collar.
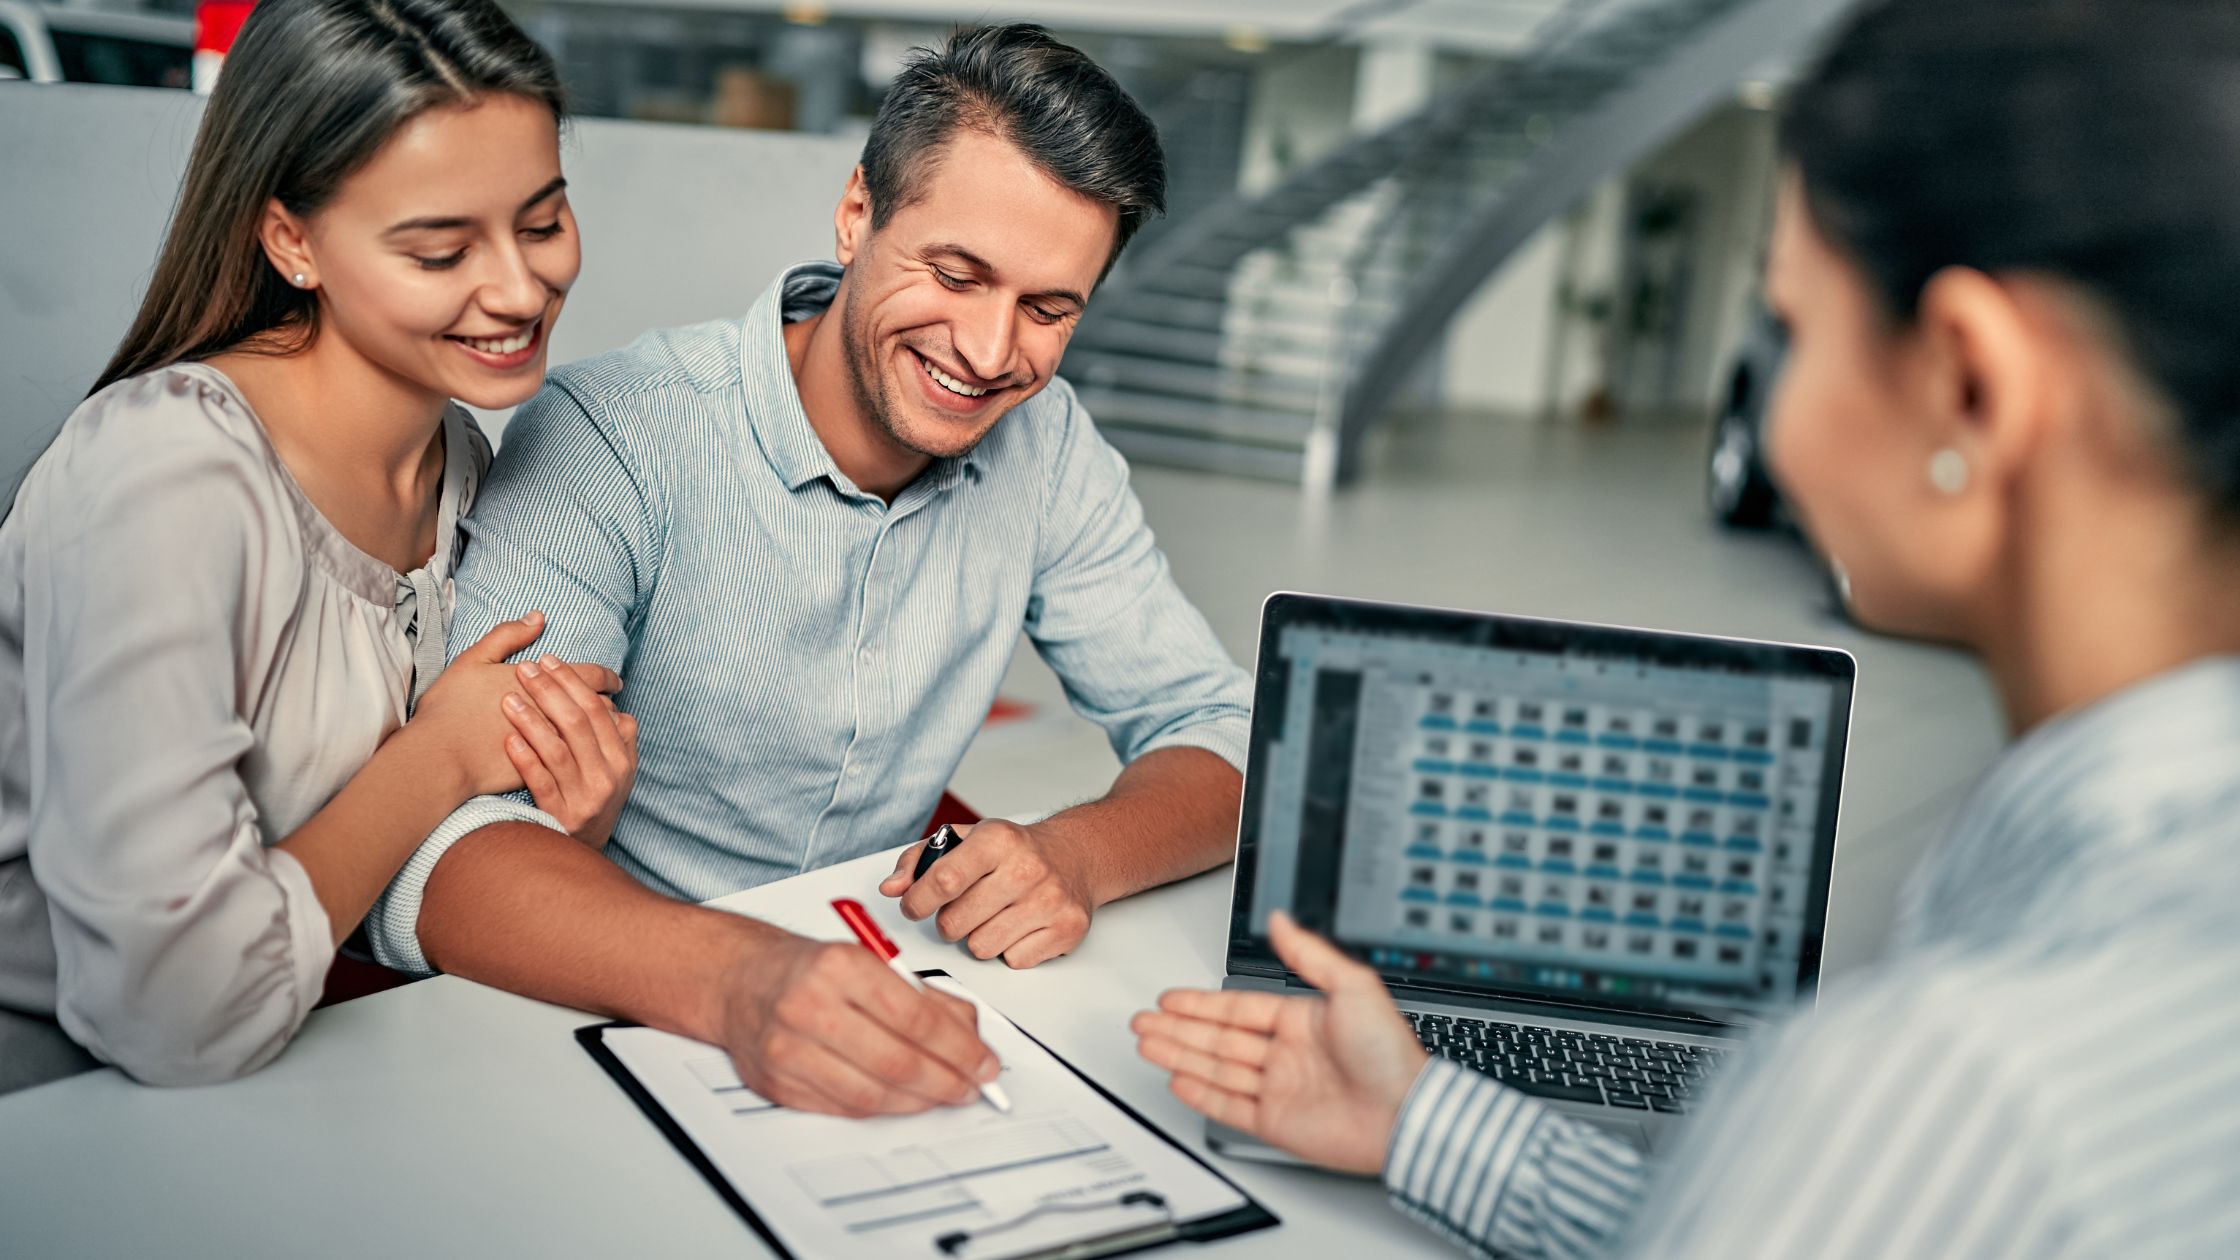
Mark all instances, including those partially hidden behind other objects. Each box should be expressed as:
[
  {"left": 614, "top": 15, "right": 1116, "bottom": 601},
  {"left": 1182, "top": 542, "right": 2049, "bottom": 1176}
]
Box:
[
  {"left": 741, "top": 259, "right": 979, "bottom": 497},
  {"left": 1899, "top": 654, "right": 2240, "bottom": 949}
]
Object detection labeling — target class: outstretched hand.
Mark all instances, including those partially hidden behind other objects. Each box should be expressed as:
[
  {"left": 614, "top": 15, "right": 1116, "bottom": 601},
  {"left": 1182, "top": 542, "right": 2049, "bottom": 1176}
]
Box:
[{"left": 1130, "top": 911, "right": 1428, "bottom": 1175}]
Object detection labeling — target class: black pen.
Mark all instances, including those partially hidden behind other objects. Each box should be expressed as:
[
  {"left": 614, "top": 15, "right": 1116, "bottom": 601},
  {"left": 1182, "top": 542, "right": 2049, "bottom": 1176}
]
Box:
[{"left": 912, "top": 823, "right": 961, "bottom": 880}]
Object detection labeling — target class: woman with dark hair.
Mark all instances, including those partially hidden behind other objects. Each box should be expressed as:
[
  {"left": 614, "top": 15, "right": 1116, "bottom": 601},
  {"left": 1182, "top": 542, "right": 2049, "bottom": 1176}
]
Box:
[
  {"left": 0, "top": 0, "right": 636, "bottom": 1092},
  {"left": 1135, "top": 0, "right": 2240, "bottom": 1253}
]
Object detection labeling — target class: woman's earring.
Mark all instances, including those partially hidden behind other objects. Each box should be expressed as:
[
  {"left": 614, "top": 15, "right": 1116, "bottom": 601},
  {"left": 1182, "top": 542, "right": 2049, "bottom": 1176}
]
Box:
[
  {"left": 1928, "top": 448, "right": 1969, "bottom": 496},
  {"left": 291, "top": 272, "right": 308, "bottom": 288}
]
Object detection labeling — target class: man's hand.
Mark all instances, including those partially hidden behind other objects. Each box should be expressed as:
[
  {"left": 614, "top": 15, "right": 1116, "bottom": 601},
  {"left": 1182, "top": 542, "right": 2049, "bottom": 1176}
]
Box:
[
  {"left": 712, "top": 929, "right": 1001, "bottom": 1117},
  {"left": 879, "top": 820, "right": 1099, "bottom": 968},
  {"left": 1131, "top": 911, "right": 1429, "bottom": 1176}
]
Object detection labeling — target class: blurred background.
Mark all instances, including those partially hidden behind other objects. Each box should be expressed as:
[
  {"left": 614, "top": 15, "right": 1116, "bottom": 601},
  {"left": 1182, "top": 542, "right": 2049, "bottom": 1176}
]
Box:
[{"left": 0, "top": 0, "right": 2001, "bottom": 979}]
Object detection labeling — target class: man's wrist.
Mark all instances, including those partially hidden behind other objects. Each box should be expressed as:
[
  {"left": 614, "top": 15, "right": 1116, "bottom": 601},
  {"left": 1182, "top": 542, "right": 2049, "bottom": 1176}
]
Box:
[
  {"left": 686, "top": 912, "right": 793, "bottom": 1046},
  {"left": 1024, "top": 816, "right": 1116, "bottom": 908}
]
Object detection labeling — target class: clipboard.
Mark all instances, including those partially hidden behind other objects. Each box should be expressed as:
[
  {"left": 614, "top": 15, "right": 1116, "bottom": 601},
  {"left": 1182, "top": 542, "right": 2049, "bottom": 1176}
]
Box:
[{"left": 577, "top": 970, "right": 1277, "bottom": 1260}]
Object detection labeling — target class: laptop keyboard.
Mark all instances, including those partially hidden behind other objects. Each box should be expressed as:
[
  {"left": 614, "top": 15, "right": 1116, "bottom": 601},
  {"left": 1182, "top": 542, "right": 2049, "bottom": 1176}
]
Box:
[{"left": 1406, "top": 1010, "right": 1723, "bottom": 1113}]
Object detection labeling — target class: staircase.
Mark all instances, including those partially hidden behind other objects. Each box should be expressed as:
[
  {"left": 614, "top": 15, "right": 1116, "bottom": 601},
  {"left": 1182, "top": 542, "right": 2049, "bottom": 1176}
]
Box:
[{"left": 1068, "top": 0, "right": 1856, "bottom": 487}]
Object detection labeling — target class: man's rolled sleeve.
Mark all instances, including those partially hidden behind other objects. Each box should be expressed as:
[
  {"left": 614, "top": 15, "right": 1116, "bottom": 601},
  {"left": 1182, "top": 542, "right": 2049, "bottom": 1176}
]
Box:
[
  {"left": 364, "top": 795, "right": 564, "bottom": 975},
  {"left": 1025, "top": 381, "right": 1253, "bottom": 772},
  {"left": 365, "top": 371, "right": 664, "bottom": 975},
  {"left": 1385, "top": 1057, "right": 1650, "bottom": 1259},
  {"left": 1131, "top": 705, "right": 1251, "bottom": 776}
]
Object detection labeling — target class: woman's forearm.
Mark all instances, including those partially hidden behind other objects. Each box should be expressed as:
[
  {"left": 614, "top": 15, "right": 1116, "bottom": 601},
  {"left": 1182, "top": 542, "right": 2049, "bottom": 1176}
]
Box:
[{"left": 273, "top": 726, "right": 474, "bottom": 946}]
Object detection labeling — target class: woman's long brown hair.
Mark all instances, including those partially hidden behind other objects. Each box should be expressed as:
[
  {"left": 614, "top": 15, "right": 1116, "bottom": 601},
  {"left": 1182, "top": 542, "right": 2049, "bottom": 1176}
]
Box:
[{"left": 91, "top": 0, "right": 565, "bottom": 396}]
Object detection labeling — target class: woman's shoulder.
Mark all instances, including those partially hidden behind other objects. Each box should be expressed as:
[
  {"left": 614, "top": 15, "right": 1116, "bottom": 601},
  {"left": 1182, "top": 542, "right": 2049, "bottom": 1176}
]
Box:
[
  {"left": 18, "top": 363, "right": 301, "bottom": 557},
  {"left": 42, "top": 362, "right": 282, "bottom": 488}
]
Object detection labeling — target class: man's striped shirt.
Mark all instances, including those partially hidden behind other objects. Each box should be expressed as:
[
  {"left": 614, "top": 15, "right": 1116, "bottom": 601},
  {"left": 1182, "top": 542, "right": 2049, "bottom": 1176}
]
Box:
[{"left": 365, "top": 262, "right": 1251, "bottom": 972}]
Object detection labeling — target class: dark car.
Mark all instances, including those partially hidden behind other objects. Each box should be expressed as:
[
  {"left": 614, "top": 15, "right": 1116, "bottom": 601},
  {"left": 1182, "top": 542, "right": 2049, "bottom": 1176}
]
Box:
[
  {"left": 0, "top": 2, "right": 193, "bottom": 88},
  {"left": 1706, "top": 303, "right": 1788, "bottom": 529},
  {"left": 1706, "top": 305, "right": 1856, "bottom": 616}
]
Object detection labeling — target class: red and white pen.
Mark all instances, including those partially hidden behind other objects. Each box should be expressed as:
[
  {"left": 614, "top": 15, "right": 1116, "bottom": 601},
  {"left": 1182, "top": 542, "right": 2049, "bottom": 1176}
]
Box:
[{"left": 831, "top": 897, "right": 1011, "bottom": 1113}]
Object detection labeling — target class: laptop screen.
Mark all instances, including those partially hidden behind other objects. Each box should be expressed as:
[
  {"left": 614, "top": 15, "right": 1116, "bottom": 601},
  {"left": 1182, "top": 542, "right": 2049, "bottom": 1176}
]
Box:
[{"left": 1229, "top": 594, "right": 1854, "bottom": 1027}]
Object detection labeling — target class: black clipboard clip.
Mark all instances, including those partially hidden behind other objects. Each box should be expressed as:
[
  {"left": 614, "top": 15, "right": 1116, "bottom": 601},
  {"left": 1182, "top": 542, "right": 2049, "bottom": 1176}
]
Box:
[{"left": 934, "top": 1190, "right": 1172, "bottom": 1260}]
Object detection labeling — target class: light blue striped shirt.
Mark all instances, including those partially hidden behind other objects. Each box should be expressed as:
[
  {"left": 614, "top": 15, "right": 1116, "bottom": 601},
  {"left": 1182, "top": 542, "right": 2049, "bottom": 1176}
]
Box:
[
  {"left": 1383, "top": 656, "right": 2240, "bottom": 1257},
  {"left": 366, "top": 262, "right": 1251, "bottom": 972}
]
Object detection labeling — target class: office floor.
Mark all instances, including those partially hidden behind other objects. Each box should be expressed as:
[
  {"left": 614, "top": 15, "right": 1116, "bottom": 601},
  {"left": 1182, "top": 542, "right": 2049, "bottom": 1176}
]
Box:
[{"left": 951, "top": 410, "right": 2008, "bottom": 981}]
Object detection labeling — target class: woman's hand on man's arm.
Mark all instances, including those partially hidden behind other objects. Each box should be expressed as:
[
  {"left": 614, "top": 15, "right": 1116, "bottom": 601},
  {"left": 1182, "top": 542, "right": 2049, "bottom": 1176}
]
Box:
[{"left": 398, "top": 610, "right": 636, "bottom": 845}]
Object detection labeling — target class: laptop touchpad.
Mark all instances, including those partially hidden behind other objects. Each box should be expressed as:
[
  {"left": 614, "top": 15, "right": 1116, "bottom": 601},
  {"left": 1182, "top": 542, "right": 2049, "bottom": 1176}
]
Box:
[{"left": 1558, "top": 1107, "right": 1651, "bottom": 1153}]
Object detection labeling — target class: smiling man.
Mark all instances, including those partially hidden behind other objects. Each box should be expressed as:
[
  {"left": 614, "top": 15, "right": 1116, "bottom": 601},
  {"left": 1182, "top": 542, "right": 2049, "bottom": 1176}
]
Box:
[{"left": 360, "top": 25, "right": 1252, "bottom": 1116}]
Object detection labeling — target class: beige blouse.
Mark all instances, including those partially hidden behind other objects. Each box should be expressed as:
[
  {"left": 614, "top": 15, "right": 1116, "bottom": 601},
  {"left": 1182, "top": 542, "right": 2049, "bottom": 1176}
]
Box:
[{"left": 0, "top": 362, "right": 484, "bottom": 1085}]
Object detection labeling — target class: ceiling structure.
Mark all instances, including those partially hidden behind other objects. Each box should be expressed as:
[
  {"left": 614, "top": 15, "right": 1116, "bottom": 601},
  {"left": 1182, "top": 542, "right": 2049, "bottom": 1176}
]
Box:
[{"left": 538, "top": 0, "right": 1624, "bottom": 56}]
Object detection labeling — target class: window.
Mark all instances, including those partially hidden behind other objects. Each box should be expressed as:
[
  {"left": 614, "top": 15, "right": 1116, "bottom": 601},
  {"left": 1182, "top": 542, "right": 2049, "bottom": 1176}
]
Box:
[
  {"left": 51, "top": 30, "right": 192, "bottom": 89},
  {"left": 0, "top": 25, "right": 28, "bottom": 78}
]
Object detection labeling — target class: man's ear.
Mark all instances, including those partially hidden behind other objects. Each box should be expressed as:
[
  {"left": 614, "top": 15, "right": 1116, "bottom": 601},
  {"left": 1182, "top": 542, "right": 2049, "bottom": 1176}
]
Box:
[
  {"left": 258, "top": 198, "right": 317, "bottom": 289},
  {"left": 834, "top": 166, "right": 873, "bottom": 267}
]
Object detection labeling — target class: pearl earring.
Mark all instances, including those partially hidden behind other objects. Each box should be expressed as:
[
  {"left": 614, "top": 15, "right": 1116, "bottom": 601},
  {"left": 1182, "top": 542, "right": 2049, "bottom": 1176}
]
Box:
[
  {"left": 291, "top": 272, "right": 308, "bottom": 288},
  {"left": 1928, "top": 448, "right": 1969, "bottom": 496}
]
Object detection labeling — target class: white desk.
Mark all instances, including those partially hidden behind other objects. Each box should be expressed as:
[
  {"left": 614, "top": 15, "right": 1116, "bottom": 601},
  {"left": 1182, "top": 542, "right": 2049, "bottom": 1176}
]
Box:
[{"left": 0, "top": 850, "right": 1460, "bottom": 1259}]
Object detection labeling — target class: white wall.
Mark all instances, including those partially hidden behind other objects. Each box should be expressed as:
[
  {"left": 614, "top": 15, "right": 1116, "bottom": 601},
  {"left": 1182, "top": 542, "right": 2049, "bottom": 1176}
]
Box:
[
  {"left": 1437, "top": 180, "right": 1632, "bottom": 417},
  {"left": 0, "top": 82, "right": 861, "bottom": 483},
  {"left": 1235, "top": 44, "right": 1357, "bottom": 197},
  {"left": 1626, "top": 102, "right": 1777, "bottom": 412},
  {"left": 1351, "top": 37, "right": 1435, "bottom": 130},
  {"left": 1436, "top": 220, "right": 1566, "bottom": 414},
  {"left": 1693, "top": 102, "right": 1780, "bottom": 409},
  {"left": 1436, "top": 103, "right": 1776, "bottom": 421}
]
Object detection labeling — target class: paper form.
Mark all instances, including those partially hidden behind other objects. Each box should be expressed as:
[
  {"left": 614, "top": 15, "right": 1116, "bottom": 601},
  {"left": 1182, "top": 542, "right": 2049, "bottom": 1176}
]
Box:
[{"left": 596, "top": 978, "right": 1248, "bottom": 1260}]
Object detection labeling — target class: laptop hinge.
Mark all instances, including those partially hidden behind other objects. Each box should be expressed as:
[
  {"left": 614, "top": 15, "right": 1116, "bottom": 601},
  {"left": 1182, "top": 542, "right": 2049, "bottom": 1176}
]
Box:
[{"left": 1241, "top": 964, "right": 1744, "bottom": 1037}]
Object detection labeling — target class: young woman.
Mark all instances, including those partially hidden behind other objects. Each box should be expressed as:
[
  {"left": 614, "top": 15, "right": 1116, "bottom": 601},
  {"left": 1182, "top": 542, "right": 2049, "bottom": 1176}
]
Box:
[
  {"left": 1136, "top": 0, "right": 2240, "bottom": 1254},
  {"left": 0, "top": 0, "right": 636, "bottom": 1092}
]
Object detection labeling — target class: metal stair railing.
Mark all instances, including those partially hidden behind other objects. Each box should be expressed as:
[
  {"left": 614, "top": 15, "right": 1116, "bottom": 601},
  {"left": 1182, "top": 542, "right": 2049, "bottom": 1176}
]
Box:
[
  {"left": 1068, "top": 0, "right": 1859, "bottom": 487},
  {"left": 1320, "top": 0, "right": 1858, "bottom": 485}
]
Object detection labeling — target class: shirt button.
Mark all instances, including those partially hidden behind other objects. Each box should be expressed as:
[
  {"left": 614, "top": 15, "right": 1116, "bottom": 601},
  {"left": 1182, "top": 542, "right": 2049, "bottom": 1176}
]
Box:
[{"left": 859, "top": 647, "right": 876, "bottom": 664}]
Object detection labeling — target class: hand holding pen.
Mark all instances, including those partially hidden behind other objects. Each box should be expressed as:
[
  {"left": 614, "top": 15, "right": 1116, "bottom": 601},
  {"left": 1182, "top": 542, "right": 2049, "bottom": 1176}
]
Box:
[
  {"left": 880, "top": 821, "right": 1101, "bottom": 969},
  {"left": 833, "top": 897, "right": 1012, "bottom": 1112},
  {"left": 703, "top": 913, "right": 1000, "bottom": 1118}
]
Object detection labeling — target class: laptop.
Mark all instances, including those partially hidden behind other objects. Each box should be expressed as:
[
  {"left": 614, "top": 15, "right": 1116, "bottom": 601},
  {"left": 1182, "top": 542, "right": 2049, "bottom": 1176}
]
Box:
[{"left": 1212, "top": 593, "right": 1855, "bottom": 1159}]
